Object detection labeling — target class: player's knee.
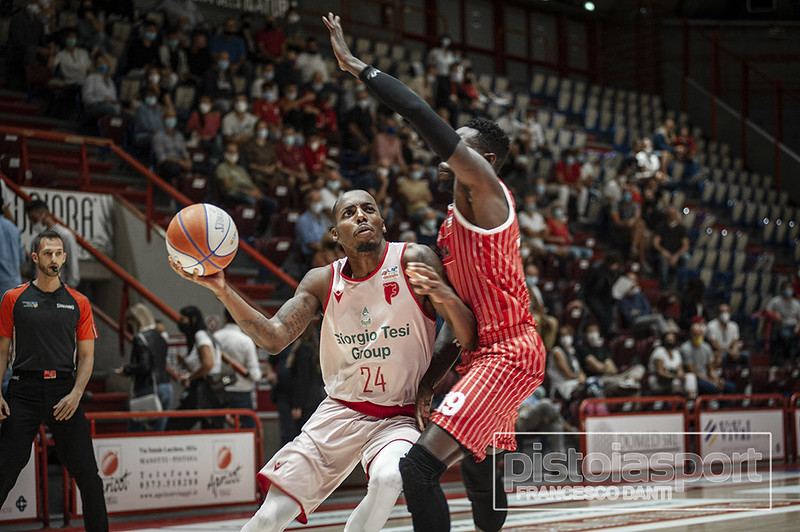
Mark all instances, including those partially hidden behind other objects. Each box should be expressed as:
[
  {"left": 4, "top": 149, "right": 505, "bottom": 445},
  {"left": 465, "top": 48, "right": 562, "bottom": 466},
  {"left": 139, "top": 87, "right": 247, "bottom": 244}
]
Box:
[
  {"left": 370, "top": 464, "right": 404, "bottom": 494},
  {"left": 399, "top": 445, "right": 446, "bottom": 491}
]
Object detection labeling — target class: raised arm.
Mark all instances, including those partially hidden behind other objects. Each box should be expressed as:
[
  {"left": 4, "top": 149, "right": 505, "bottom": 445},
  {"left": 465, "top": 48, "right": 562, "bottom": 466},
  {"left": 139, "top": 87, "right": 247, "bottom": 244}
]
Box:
[
  {"left": 323, "top": 14, "right": 504, "bottom": 222},
  {"left": 169, "top": 258, "right": 325, "bottom": 353}
]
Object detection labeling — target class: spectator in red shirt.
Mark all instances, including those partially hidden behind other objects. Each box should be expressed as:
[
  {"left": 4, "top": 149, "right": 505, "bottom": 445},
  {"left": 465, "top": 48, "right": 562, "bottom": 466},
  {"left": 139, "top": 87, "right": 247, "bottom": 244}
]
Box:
[
  {"left": 544, "top": 205, "right": 593, "bottom": 259},
  {"left": 252, "top": 81, "right": 282, "bottom": 131},
  {"left": 185, "top": 95, "right": 222, "bottom": 158},
  {"left": 547, "top": 148, "right": 582, "bottom": 213},
  {"left": 275, "top": 125, "right": 310, "bottom": 189},
  {"left": 302, "top": 129, "right": 327, "bottom": 177},
  {"left": 255, "top": 15, "right": 286, "bottom": 61},
  {"left": 313, "top": 93, "right": 338, "bottom": 142},
  {"left": 279, "top": 82, "right": 317, "bottom": 132}
]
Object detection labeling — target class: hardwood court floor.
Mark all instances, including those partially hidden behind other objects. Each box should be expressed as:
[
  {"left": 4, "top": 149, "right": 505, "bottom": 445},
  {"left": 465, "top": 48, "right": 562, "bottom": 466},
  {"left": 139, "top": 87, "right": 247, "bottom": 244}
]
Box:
[{"left": 11, "top": 466, "right": 800, "bottom": 531}]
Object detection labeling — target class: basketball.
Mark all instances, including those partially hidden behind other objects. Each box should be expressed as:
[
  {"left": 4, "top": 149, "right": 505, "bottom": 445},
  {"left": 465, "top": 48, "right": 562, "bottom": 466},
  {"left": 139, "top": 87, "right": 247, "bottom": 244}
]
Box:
[{"left": 166, "top": 203, "right": 239, "bottom": 276}]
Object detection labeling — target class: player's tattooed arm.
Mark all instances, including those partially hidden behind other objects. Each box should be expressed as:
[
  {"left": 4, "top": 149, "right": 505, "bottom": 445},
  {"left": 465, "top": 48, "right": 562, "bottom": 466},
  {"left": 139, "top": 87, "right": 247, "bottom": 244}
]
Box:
[
  {"left": 405, "top": 243, "right": 477, "bottom": 352},
  {"left": 222, "top": 267, "right": 326, "bottom": 353}
]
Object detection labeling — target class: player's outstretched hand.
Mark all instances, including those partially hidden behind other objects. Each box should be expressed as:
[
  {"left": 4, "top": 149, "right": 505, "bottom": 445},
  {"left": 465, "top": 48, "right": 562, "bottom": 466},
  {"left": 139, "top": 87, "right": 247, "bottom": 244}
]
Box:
[
  {"left": 168, "top": 256, "right": 227, "bottom": 296},
  {"left": 322, "top": 12, "right": 365, "bottom": 77}
]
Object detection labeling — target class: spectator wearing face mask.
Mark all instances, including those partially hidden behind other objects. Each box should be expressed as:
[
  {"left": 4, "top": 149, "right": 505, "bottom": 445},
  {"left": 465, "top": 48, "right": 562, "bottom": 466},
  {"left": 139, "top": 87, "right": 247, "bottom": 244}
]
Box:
[
  {"left": 414, "top": 208, "right": 440, "bottom": 249},
  {"left": 222, "top": 95, "right": 258, "bottom": 145},
  {"left": 525, "top": 263, "right": 558, "bottom": 351},
  {"left": 251, "top": 62, "right": 280, "bottom": 102},
  {"left": 81, "top": 53, "right": 120, "bottom": 119},
  {"left": 765, "top": 282, "right": 800, "bottom": 366},
  {"left": 635, "top": 138, "right": 661, "bottom": 180},
  {"left": 372, "top": 117, "right": 408, "bottom": 175},
  {"left": 185, "top": 95, "right": 222, "bottom": 157},
  {"left": 680, "top": 323, "right": 736, "bottom": 396},
  {"left": 252, "top": 80, "right": 283, "bottom": 136},
  {"left": 210, "top": 18, "right": 251, "bottom": 79},
  {"left": 133, "top": 87, "right": 165, "bottom": 151},
  {"left": 580, "top": 251, "right": 622, "bottom": 337},
  {"left": 543, "top": 205, "right": 593, "bottom": 259},
  {"left": 215, "top": 142, "right": 276, "bottom": 237},
  {"left": 546, "top": 325, "right": 586, "bottom": 422},
  {"left": 408, "top": 64, "right": 437, "bottom": 108},
  {"left": 651, "top": 207, "right": 689, "bottom": 290},
  {"left": 296, "top": 37, "right": 328, "bottom": 83},
  {"left": 301, "top": 130, "right": 327, "bottom": 178},
  {"left": 426, "top": 34, "right": 455, "bottom": 79},
  {"left": 647, "top": 332, "right": 697, "bottom": 399},
  {"left": 295, "top": 188, "right": 331, "bottom": 268},
  {"left": 152, "top": 109, "right": 191, "bottom": 182},
  {"left": 397, "top": 161, "right": 433, "bottom": 222},
  {"left": 614, "top": 272, "right": 675, "bottom": 337},
  {"left": 706, "top": 304, "right": 747, "bottom": 369},
  {"left": 319, "top": 167, "right": 347, "bottom": 213},
  {"left": 578, "top": 323, "right": 645, "bottom": 397},
  {"left": 141, "top": 66, "right": 173, "bottom": 108},
  {"left": 279, "top": 82, "right": 317, "bottom": 132},
  {"left": 518, "top": 194, "right": 547, "bottom": 258},
  {"left": 610, "top": 183, "right": 649, "bottom": 266},
  {"left": 342, "top": 88, "right": 376, "bottom": 157},
  {"left": 275, "top": 125, "right": 310, "bottom": 189},
  {"left": 201, "top": 51, "right": 236, "bottom": 113},
  {"left": 550, "top": 149, "right": 584, "bottom": 214},
  {"left": 158, "top": 29, "right": 189, "bottom": 89},
  {"left": 125, "top": 22, "right": 161, "bottom": 77},
  {"left": 241, "top": 119, "right": 277, "bottom": 189}
]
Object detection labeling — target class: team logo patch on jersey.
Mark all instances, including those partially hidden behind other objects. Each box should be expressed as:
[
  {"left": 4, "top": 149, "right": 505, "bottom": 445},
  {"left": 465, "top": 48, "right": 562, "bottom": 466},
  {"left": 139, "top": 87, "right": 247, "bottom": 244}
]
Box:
[
  {"left": 383, "top": 282, "right": 399, "bottom": 304},
  {"left": 360, "top": 306, "right": 372, "bottom": 326},
  {"left": 334, "top": 290, "right": 344, "bottom": 302},
  {"left": 381, "top": 265, "right": 399, "bottom": 281},
  {"left": 22, "top": 301, "right": 38, "bottom": 308}
]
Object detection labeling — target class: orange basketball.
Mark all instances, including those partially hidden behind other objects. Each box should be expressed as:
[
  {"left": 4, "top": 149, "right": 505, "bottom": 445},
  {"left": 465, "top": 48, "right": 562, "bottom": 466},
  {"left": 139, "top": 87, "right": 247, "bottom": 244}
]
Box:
[{"left": 166, "top": 203, "right": 239, "bottom": 276}]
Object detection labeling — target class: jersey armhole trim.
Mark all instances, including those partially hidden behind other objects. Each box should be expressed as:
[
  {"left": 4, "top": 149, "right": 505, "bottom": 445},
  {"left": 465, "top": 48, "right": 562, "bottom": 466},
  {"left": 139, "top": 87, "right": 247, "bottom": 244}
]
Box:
[{"left": 452, "top": 180, "right": 515, "bottom": 236}]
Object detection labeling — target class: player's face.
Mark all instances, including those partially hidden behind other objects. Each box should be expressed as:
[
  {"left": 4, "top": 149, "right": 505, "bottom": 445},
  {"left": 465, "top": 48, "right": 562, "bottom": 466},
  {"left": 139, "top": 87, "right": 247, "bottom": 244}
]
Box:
[
  {"left": 33, "top": 237, "right": 66, "bottom": 278},
  {"left": 332, "top": 191, "right": 385, "bottom": 253}
]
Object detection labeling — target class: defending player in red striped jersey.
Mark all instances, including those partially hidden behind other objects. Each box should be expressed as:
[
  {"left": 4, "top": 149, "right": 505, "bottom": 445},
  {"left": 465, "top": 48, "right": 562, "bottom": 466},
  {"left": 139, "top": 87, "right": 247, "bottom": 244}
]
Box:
[{"left": 325, "top": 13, "right": 546, "bottom": 532}]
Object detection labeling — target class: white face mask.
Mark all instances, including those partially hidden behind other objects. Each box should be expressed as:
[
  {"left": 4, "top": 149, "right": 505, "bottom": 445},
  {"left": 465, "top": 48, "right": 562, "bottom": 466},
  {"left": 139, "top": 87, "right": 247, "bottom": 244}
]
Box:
[
  {"left": 586, "top": 331, "right": 601, "bottom": 347},
  {"left": 309, "top": 201, "right": 323, "bottom": 214},
  {"left": 235, "top": 101, "right": 248, "bottom": 113},
  {"left": 31, "top": 221, "right": 48, "bottom": 234},
  {"left": 224, "top": 153, "right": 239, "bottom": 164},
  {"left": 719, "top": 312, "right": 730, "bottom": 324},
  {"left": 308, "top": 141, "right": 320, "bottom": 151},
  {"left": 199, "top": 102, "right": 212, "bottom": 114},
  {"left": 560, "top": 336, "right": 573, "bottom": 349},
  {"left": 148, "top": 74, "right": 161, "bottom": 85}
]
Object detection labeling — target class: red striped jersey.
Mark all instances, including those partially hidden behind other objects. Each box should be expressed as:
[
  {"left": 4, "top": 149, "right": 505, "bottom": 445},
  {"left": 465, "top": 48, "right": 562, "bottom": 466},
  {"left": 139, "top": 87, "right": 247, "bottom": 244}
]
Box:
[{"left": 437, "top": 181, "right": 533, "bottom": 345}]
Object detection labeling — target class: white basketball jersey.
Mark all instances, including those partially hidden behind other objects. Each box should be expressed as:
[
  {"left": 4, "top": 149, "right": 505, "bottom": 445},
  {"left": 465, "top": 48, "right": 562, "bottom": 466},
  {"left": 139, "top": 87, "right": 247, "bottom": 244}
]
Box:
[{"left": 320, "top": 242, "right": 436, "bottom": 406}]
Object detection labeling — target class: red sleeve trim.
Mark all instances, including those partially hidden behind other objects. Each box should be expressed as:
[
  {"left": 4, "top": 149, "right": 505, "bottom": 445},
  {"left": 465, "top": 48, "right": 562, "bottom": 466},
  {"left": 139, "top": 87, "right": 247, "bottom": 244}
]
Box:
[
  {"left": 0, "top": 284, "right": 26, "bottom": 338},
  {"left": 67, "top": 287, "right": 98, "bottom": 341}
]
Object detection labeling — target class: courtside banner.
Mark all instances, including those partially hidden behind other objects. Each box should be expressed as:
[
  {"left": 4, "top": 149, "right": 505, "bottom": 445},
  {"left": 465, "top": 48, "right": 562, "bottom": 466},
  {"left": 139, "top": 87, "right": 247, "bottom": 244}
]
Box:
[
  {"left": 0, "top": 182, "right": 115, "bottom": 259},
  {"left": 0, "top": 444, "right": 37, "bottom": 522},
  {"left": 75, "top": 433, "right": 256, "bottom": 515},
  {"left": 698, "top": 410, "right": 784, "bottom": 460},
  {"left": 584, "top": 414, "right": 686, "bottom": 473}
]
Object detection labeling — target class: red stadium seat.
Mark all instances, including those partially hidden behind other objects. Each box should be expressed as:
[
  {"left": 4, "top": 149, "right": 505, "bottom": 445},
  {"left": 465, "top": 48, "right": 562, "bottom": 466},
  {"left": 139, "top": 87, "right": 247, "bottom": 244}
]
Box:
[
  {"left": 231, "top": 204, "right": 259, "bottom": 238},
  {"left": 269, "top": 209, "right": 301, "bottom": 238},
  {"left": 179, "top": 174, "right": 209, "bottom": 203},
  {"left": 255, "top": 237, "right": 294, "bottom": 267},
  {"left": 609, "top": 334, "right": 638, "bottom": 370},
  {"left": 97, "top": 115, "right": 128, "bottom": 146}
]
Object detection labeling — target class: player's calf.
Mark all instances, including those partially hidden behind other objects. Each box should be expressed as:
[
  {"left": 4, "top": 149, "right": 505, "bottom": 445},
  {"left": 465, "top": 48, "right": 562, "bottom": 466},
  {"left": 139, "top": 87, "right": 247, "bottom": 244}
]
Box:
[{"left": 399, "top": 444, "right": 450, "bottom": 531}]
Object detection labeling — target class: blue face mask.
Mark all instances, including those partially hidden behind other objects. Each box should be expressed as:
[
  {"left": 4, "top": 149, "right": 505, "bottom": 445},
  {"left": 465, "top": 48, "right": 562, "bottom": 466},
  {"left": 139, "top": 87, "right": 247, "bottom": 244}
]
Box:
[
  {"left": 145, "top": 96, "right": 157, "bottom": 107},
  {"left": 257, "top": 128, "right": 268, "bottom": 139},
  {"left": 145, "top": 31, "right": 157, "bottom": 42},
  {"left": 566, "top": 156, "right": 576, "bottom": 165},
  {"left": 168, "top": 39, "right": 179, "bottom": 48},
  {"left": 535, "top": 184, "right": 546, "bottom": 195},
  {"left": 264, "top": 91, "right": 277, "bottom": 102},
  {"left": 98, "top": 64, "right": 109, "bottom": 73},
  {"left": 165, "top": 117, "right": 177, "bottom": 129},
  {"left": 66, "top": 37, "right": 77, "bottom": 47},
  {"left": 526, "top": 275, "right": 538, "bottom": 286},
  {"left": 410, "top": 170, "right": 423, "bottom": 180},
  {"left": 785, "top": 289, "right": 794, "bottom": 298},
  {"left": 553, "top": 209, "right": 564, "bottom": 219},
  {"left": 524, "top": 203, "right": 537, "bottom": 213},
  {"left": 218, "top": 60, "right": 230, "bottom": 70},
  {"left": 283, "top": 135, "right": 295, "bottom": 146},
  {"left": 386, "top": 126, "right": 396, "bottom": 134},
  {"left": 422, "top": 219, "right": 438, "bottom": 231},
  {"left": 623, "top": 192, "right": 632, "bottom": 202}
]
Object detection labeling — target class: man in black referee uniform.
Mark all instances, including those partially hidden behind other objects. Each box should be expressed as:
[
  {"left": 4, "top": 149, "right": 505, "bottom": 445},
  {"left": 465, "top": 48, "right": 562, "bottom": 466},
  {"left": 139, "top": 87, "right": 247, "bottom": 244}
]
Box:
[{"left": 0, "top": 230, "right": 108, "bottom": 531}]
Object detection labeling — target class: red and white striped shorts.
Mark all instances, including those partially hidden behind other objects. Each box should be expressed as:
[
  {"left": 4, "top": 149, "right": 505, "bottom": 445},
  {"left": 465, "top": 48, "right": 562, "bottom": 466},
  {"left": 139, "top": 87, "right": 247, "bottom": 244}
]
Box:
[{"left": 429, "top": 324, "right": 545, "bottom": 461}]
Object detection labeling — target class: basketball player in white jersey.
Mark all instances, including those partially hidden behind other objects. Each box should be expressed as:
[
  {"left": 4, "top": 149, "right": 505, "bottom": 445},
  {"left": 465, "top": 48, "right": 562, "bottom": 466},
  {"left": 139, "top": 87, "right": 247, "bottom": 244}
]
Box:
[{"left": 169, "top": 189, "right": 477, "bottom": 532}]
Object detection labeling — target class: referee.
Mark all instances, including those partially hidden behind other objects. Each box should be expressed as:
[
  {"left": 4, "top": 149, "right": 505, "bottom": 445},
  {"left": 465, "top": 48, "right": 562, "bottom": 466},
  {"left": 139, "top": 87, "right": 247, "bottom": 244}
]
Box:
[{"left": 0, "top": 230, "right": 108, "bottom": 531}]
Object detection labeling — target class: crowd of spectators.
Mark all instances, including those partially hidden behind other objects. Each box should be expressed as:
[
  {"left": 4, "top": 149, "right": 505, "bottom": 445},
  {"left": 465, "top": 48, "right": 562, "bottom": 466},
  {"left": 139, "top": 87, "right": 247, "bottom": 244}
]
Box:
[{"left": 5, "top": 0, "right": 800, "bottom": 434}]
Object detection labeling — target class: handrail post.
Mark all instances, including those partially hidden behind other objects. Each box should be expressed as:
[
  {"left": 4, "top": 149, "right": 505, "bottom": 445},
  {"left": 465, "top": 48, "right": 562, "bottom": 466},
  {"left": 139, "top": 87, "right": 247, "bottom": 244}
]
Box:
[
  {"left": 80, "top": 142, "right": 90, "bottom": 190},
  {"left": 145, "top": 180, "right": 154, "bottom": 243},
  {"left": 20, "top": 136, "right": 30, "bottom": 185},
  {"left": 774, "top": 79, "right": 783, "bottom": 190},
  {"left": 120, "top": 283, "right": 129, "bottom": 358}
]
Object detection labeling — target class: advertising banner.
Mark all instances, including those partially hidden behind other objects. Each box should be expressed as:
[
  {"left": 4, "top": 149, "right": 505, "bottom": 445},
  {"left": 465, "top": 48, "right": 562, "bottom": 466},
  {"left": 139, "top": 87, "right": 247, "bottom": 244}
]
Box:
[
  {"left": 76, "top": 433, "right": 257, "bottom": 515},
  {"left": 698, "top": 409, "right": 784, "bottom": 460},
  {"left": 0, "top": 445, "right": 37, "bottom": 522}
]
